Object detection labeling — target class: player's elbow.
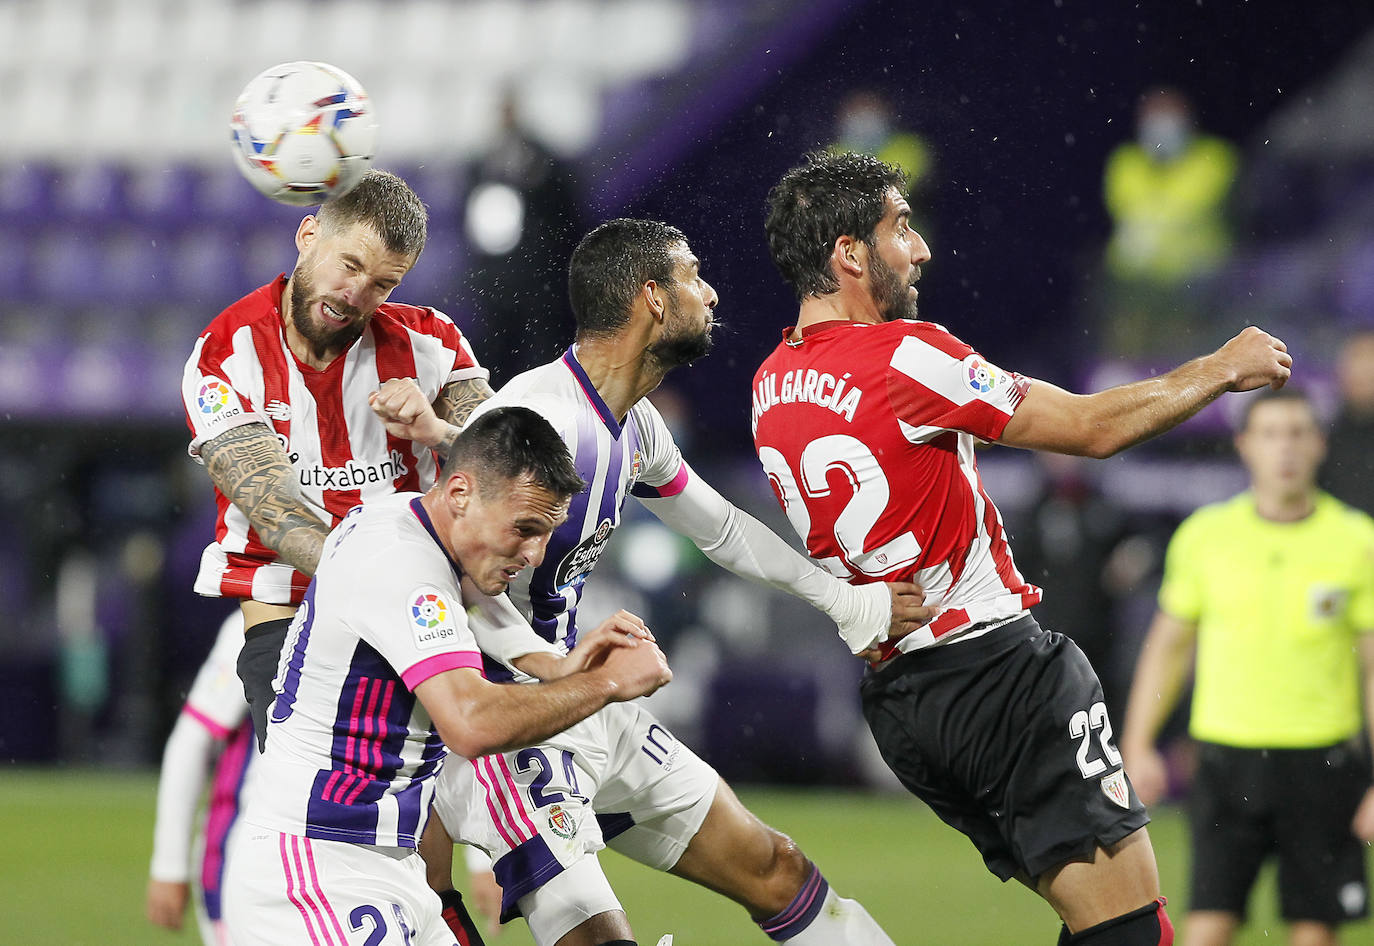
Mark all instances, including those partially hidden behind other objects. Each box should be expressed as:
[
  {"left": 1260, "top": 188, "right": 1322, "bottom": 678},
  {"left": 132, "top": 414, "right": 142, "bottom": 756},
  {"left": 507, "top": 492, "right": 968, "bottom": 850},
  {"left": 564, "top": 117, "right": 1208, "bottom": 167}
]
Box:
[{"left": 432, "top": 698, "right": 510, "bottom": 760}]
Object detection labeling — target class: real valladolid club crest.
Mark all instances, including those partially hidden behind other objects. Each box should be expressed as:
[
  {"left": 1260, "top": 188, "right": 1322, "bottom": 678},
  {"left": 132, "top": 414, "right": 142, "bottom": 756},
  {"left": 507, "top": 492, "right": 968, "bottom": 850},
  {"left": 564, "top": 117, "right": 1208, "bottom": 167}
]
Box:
[
  {"left": 1100, "top": 770, "right": 1130, "bottom": 809},
  {"left": 547, "top": 804, "right": 575, "bottom": 840}
]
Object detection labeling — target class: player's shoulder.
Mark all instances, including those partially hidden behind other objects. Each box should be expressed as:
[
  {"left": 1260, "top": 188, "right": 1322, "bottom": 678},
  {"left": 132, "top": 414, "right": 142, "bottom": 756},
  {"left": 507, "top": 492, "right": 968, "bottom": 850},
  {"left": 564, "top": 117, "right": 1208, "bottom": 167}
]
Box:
[
  {"left": 200, "top": 280, "right": 283, "bottom": 341},
  {"left": 372, "top": 300, "right": 460, "bottom": 338},
  {"left": 482, "top": 360, "right": 578, "bottom": 426}
]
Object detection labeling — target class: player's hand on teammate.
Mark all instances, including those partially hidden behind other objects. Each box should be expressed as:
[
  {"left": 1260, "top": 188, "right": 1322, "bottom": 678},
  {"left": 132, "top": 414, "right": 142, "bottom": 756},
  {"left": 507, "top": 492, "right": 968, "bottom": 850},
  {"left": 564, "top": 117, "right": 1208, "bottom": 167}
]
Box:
[
  {"left": 592, "top": 617, "right": 672, "bottom": 700},
  {"left": 1120, "top": 744, "right": 1169, "bottom": 808},
  {"left": 369, "top": 377, "right": 449, "bottom": 446},
  {"left": 567, "top": 610, "right": 657, "bottom": 674},
  {"left": 145, "top": 878, "right": 189, "bottom": 930},
  {"left": 1212, "top": 326, "right": 1292, "bottom": 392}
]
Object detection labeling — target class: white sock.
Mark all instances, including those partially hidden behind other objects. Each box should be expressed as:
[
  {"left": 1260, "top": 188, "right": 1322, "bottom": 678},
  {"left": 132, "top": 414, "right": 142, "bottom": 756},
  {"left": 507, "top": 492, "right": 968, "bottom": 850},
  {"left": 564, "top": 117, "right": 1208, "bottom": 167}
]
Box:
[{"left": 780, "top": 888, "right": 895, "bottom": 946}]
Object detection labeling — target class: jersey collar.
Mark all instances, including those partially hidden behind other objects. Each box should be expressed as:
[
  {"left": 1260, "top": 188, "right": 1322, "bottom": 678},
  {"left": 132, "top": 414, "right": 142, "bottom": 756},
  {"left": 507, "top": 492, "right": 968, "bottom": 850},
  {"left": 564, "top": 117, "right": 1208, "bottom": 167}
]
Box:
[
  {"left": 408, "top": 497, "right": 464, "bottom": 580},
  {"left": 785, "top": 320, "right": 853, "bottom": 347},
  {"left": 561, "top": 347, "right": 624, "bottom": 437}
]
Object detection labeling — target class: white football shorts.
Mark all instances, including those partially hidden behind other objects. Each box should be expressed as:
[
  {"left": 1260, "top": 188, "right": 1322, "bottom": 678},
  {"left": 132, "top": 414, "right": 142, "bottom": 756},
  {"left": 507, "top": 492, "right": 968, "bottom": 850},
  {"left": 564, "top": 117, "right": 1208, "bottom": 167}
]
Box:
[
  {"left": 431, "top": 700, "right": 719, "bottom": 928},
  {"left": 223, "top": 827, "right": 457, "bottom": 946}
]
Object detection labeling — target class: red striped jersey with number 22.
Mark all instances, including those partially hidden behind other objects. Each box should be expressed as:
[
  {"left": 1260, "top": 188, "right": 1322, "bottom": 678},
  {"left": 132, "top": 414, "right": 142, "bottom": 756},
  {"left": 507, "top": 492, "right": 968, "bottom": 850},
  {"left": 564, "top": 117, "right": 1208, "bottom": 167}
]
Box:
[{"left": 751, "top": 318, "right": 1041, "bottom": 655}]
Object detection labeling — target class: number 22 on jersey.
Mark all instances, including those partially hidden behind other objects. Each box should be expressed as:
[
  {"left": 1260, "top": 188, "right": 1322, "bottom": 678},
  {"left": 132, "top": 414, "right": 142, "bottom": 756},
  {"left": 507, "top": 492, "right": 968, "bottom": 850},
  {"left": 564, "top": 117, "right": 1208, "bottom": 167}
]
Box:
[{"left": 759, "top": 434, "right": 921, "bottom": 579}]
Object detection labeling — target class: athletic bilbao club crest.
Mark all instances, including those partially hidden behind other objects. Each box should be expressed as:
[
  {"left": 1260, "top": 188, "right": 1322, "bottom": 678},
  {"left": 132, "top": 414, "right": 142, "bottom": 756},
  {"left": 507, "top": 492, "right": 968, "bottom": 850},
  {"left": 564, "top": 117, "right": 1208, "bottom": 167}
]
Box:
[
  {"left": 547, "top": 804, "right": 575, "bottom": 840},
  {"left": 1100, "top": 770, "right": 1130, "bottom": 809}
]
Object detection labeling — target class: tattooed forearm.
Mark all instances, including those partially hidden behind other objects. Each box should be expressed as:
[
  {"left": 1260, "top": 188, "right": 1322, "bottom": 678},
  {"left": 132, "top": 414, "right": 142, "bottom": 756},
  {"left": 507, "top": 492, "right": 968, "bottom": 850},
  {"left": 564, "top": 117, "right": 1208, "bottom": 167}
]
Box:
[
  {"left": 431, "top": 377, "right": 495, "bottom": 460},
  {"left": 200, "top": 423, "right": 329, "bottom": 576}
]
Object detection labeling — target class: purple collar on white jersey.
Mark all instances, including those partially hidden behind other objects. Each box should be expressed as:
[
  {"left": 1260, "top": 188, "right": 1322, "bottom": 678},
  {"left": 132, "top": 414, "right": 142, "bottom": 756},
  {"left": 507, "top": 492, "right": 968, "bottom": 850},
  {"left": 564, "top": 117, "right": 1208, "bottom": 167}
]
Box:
[
  {"left": 408, "top": 497, "right": 464, "bottom": 581},
  {"left": 561, "top": 348, "right": 624, "bottom": 437}
]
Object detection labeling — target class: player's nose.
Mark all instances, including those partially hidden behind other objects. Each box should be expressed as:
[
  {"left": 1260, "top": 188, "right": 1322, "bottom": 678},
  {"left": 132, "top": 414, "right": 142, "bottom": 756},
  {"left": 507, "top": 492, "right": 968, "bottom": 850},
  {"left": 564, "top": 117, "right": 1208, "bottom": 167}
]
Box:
[{"left": 911, "top": 231, "right": 931, "bottom": 265}]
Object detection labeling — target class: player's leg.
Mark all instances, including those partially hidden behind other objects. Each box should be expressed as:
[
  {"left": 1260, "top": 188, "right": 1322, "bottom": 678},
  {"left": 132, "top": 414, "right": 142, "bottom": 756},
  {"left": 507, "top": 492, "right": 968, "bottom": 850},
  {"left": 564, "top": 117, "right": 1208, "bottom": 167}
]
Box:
[
  {"left": 1176, "top": 743, "right": 1271, "bottom": 946},
  {"left": 1180, "top": 912, "right": 1240, "bottom": 946},
  {"left": 429, "top": 724, "right": 641, "bottom": 946},
  {"left": 418, "top": 813, "right": 488, "bottom": 946},
  {"left": 665, "top": 777, "right": 894, "bottom": 945},
  {"left": 224, "top": 829, "right": 457, "bottom": 946},
  {"left": 1037, "top": 829, "right": 1171, "bottom": 942},
  {"left": 595, "top": 703, "right": 893, "bottom": 944},
  {"left": 235, "top": 609, "right": 294, "bottom": 751},
  {"left": 862, "top": 617, "right": 1166, "bottom": 941},
  {"left": 1274, "top": 743, "right": 1369, "bottom": 946}
]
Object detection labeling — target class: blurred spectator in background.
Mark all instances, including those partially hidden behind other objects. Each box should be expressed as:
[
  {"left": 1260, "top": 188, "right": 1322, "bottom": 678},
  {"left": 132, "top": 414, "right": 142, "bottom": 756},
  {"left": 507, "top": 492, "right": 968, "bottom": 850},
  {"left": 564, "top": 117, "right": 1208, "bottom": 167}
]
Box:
[
  {"left": 146, "top": 612, "right": 252, "bottom": 945},
  {"left": 1099, "top": 87, "right": 1239, "bottom": 358},
  {"left": 828, "top": 89, "right": 935, "bottom": 235},
  {"left": 1321, "top": 329, "right": 1374, "bottom": 516},
  {"left": 1122, "top": 386, "right": 1374, "bottom": 946},
  {"left": 461, "top": 90, "right": 584, "bottom": 384},
  {"left": 1014, "top": 453, "right": 1154, "bottom": 722}
]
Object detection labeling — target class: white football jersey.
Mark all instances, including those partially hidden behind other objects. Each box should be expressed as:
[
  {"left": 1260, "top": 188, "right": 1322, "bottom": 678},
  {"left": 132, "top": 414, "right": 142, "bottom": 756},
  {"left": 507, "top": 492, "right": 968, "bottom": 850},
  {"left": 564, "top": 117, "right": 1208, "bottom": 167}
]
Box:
[
  {"left": 471, "top": 349, "right": 688, "bottom": 664},
  {"left": 245, "top": 492, "right": 487, "bottom": 849}
]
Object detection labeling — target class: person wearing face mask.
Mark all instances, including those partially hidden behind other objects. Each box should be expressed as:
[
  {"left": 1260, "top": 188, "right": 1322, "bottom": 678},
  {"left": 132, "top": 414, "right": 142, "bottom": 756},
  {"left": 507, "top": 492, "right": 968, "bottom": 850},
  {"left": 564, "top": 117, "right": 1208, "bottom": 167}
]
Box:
[
  {"left": 1100, "top": 88, "right": 1239, "bottom": 357},
  {"left": 828, "top": 89, "right": 936, "bottom": 240}
]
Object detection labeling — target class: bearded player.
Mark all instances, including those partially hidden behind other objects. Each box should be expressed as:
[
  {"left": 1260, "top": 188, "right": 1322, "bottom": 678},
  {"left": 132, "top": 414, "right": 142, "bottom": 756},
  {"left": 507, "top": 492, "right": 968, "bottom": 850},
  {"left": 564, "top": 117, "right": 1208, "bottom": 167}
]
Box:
[{"left": 750, "top": 150, "right": 1292, "bottom": 946}]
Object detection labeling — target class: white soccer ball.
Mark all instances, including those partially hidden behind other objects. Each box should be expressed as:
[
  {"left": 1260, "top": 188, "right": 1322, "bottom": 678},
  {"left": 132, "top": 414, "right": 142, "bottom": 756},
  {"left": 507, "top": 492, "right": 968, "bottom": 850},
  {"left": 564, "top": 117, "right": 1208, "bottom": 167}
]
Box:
[{"left": 229, "top": 61, "right": 378, "bottom": 207}]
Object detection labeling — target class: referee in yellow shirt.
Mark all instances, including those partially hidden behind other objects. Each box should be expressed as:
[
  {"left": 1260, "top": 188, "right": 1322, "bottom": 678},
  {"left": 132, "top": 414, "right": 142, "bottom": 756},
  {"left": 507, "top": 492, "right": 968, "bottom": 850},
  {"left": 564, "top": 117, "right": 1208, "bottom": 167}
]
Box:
[{"left": 1122, "top": 386, "right": 1374, "bottom": 946}]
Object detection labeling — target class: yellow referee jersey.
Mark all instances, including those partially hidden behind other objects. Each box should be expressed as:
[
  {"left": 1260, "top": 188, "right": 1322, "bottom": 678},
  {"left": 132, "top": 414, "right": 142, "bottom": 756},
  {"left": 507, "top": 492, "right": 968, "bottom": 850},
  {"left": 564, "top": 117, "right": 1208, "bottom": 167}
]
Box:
[{"left": 1159, "top": 491, "right": 1374, "bottom": 748}]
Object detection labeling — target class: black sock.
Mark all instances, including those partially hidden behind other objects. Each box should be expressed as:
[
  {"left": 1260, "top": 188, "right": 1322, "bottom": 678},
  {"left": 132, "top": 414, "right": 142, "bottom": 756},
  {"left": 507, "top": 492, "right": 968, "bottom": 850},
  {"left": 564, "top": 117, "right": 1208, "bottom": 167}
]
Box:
[
  {"left": 1058, "top": 897, "right": 1173, "bottom": 945},
  {"left": 437, "top": 888, "right": 487, "bottom": 946}
]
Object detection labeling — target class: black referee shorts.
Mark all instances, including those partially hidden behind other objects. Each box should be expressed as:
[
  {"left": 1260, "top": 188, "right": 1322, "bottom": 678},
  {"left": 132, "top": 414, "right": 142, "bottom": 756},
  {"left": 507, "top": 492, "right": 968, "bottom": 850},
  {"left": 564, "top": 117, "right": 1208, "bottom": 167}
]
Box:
[
  {"left": 237, "top": 617, "right": 293, "bottom": 752},
  {"left": 1190, "top": 740, "right": 1370, "bottom": 924},
  {"left": 860, "top": 615, "right": 1149, "bottom": 881}
]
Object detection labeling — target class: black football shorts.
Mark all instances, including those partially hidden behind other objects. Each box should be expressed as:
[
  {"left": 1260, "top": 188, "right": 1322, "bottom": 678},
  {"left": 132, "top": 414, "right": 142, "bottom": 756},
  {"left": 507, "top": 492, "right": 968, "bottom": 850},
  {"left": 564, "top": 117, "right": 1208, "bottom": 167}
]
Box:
[
  {"left": 1190, "top": 740, "right": 1370, "bottom": 923},
  {"left": 860, "top": 614, "right": 1150, "bottom": 881},
  {"left": 237, "top": 617, "right": 293, "bottom": 752}
]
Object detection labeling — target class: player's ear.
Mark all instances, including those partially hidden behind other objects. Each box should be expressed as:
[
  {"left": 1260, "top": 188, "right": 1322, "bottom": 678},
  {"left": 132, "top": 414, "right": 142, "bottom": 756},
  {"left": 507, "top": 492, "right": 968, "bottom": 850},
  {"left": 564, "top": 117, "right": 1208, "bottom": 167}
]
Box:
[
  {"left": 832, "top": 235, "right": 863, "bottom": 278},
  {"left": 444, "top": 470, "right": 475, "bottom": 515},
  {"left": 642, "top": 280, "right": 666, "bottom": 322},
  {"left": 295, "top": 215, "right": 319, "bottom": 254}
]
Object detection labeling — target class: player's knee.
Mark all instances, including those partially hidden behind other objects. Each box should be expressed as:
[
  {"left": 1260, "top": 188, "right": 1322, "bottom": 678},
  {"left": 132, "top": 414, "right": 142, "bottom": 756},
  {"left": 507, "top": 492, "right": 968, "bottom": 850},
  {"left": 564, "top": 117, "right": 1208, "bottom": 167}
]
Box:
[
  {"left": 754, "top": 831, "right": 811, "bottom": 906},
  {"left": 1057, "top": 897, "right": 1173, "bottom": 946}
]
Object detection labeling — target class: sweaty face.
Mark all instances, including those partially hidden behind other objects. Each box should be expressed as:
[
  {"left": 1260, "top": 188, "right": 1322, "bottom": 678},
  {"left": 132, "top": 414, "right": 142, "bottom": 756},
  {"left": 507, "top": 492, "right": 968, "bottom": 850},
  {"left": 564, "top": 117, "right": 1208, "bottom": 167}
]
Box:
[
  {"left": 867, "top": 189, "right": 930, "bottom": 322},
  {"left": 449, "top": 472, "right": 570, "bottom": 597},
  {"left": 287, "top": 220, "right": 415, "bottom": 358},
  {"left": 646, "top": 242, "right": 719, "bottom": 370},
  {"left": 1236, "top": 400, "right": 1325, "bottom": 499}
]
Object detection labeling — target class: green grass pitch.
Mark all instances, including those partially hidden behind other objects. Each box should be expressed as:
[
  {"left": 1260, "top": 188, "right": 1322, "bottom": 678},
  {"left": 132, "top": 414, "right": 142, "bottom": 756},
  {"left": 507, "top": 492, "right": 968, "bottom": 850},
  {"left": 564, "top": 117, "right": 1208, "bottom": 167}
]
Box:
[{"left": 2, "top": 768, "right": 1370, "bottom": 944}]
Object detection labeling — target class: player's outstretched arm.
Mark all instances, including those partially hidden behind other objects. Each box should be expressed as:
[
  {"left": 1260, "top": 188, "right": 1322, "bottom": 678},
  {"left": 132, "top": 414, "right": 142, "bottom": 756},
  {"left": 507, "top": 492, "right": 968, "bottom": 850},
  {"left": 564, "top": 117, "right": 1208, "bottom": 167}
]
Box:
[
  {"left": 369, "top": 376, "right": 494, "bottom": 460},
  {"left": 200, "top": 423, "right": 330, "bottom": 576},
  {"left": 1119, "top": 610, "right": 1198, "bottom": 806},
  {"left": 640, "top": 473, "right": 934, "bottom": 653},
  {"left": 415, "top": 640, "right": 671, "bottom": 759},
  {"left": 999, "top": 326, "right": 1292, "bottom": 458}
]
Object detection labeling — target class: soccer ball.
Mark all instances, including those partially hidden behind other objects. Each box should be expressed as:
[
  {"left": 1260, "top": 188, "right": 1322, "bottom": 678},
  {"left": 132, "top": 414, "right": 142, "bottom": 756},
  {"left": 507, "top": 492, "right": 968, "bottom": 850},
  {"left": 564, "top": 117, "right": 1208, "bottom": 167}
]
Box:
[{"left": 229, "top": 61, "right": 378, "bottom": 207}]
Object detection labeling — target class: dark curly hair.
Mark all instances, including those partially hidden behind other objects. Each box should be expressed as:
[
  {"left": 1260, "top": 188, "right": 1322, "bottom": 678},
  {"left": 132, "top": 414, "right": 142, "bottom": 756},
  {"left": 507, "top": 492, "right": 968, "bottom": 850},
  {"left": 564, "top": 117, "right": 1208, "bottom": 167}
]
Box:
[{"left": 764, "top": 151, "right": 907, "bottom": 301}]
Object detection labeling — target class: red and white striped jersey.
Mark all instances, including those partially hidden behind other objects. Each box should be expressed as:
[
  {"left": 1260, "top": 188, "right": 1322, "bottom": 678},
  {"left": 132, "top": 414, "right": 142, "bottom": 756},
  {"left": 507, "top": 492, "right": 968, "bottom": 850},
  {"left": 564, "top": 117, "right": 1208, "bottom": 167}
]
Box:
[
  {"left": 182, "top": 276, "right": 488, "bottom": 606},
  {"left": 751, "top": 318, "right": 1041, "bottom": 655}
]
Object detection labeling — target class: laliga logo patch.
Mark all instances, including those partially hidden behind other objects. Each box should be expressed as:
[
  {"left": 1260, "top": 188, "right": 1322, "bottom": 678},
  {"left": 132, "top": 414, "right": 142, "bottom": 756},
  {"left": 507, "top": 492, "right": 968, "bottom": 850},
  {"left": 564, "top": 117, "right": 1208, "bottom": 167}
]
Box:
[
  {"left": 410, "top": 589, "right": 457, "bottom": 650},
  {"left": 412, "top": 593, "right": 448, "bottom": 628},
  {"left": 197, "top": 379, "right": 232, "bottom": 414},
  {"left": 547, "top": 803, "right": 575, "bottom": 840},
  {"left": 1100, "top": 770, "right": 1130, "bottom": 809},
  {"left": 962, "top": 355, "right": 1001, "bottom": 394}
]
